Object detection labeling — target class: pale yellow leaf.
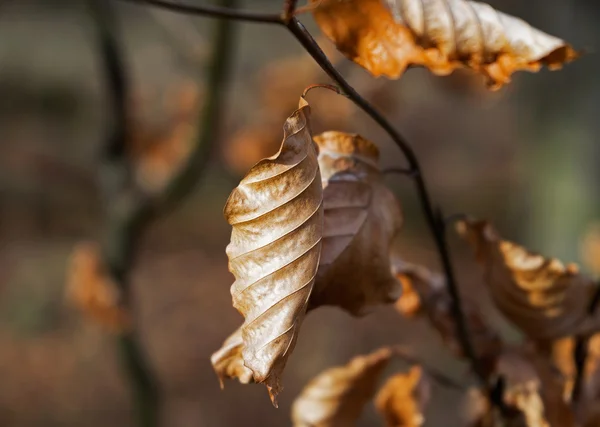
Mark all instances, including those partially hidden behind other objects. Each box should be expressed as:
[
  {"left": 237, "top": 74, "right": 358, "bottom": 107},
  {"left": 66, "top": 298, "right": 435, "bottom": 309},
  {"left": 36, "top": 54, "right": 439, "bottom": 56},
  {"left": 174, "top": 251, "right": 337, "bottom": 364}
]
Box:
[
  {"left": 310, "top": 131, "right": 403, "bottom": 315},
  {"left": 291, "top": 348, "right": 392, "bottom": 426},
  {"left": 223, "top": 98, "right": 323, "bottom": 404},
  {"left": 312, "top": 0, "right": 579, "bottom": 89}
]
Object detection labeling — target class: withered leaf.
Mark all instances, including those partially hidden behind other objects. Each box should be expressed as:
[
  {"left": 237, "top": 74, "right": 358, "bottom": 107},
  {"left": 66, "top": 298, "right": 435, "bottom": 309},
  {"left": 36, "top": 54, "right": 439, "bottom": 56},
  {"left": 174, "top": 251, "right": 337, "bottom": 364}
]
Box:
[
  {"left": 458, "top": 219, "right": 599, "bottom": 341},
  {"left": 224, "top": 98, "right": 323, "bottom": 404},
  {"left": 310, "top": 131, "right": 403, "bottom": 315},
  {"left": 392, "top": 257, "right": 502, "bottom": 375},
  {"left": 65, "top": 242, "right": 129, "bottom": 332},
  {"left": 312, "top": 0, "right": 579, "bottom": 89},
  {"left": 210, "top": 326, "right": 253, "bottom": 388},
  {"left": 463, "top": 350, "right": 557, "bottom": 427},
  {"left": 291, "top": 348, "right": 392, "bottom": 427},
  {"left": 375, "top": 365, "right": 431, "bottom": 427}
]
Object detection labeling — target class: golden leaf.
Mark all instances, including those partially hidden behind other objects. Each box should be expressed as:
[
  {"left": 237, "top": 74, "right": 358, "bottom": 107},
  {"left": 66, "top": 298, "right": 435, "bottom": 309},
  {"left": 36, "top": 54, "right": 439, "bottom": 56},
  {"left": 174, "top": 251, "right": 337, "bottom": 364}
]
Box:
[
  {"left": 210, "top": 326, "right": 253, "bottom": 388},
  {"left": 392, "top": 257, "right": 502, "bottom": 375},
  {"left": 65, "top": 242, "right": 129, "bottom": 332},
  {"left": 312, "top": 0, "right": 579, "bottom": 89},
  {"left": 458, "top": 219, "right": 599, "bottom": 341},
  {"left": 291, "top": 348, "right": 392, "bottom": 427},
  {"left": 375, "top": 365, "right": 431, "bottom": 427},
  {"left": 310, "top": 131, "right": 403, "bottom": 315},
  {"left": 224, "top": 98, "right": 323, "bottom": 404}
]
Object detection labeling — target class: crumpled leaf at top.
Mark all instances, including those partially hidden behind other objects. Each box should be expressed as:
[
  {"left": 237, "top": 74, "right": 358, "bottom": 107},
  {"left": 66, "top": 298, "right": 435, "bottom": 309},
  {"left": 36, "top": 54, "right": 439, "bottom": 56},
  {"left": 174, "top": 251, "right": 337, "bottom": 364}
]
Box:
[
  {"left": 457, "top": 219, "right": 600, "bottom": 341},
  {"left": 223, "top": 98, "right": 323, "bottom": 405},
  {"left": 375, "top": 366, "right": 431, "bottom": 427},
  {"left": 210, "top": 326, "right": 253, "bottom": 388},
  {"left": 310, "top": 131, "right": 403, "bottom": 315},
  {"left": 291, "top": 348, "right": 392, "bottom": 427},
  {"left": 65, "top": 242, "right": 130, "bottom": 332},
  {"left": 311, "top": 0, "right": 579, "bottom": 90},
  {"left": 392, "top": 257, "right": 502, "bottom": 375}
]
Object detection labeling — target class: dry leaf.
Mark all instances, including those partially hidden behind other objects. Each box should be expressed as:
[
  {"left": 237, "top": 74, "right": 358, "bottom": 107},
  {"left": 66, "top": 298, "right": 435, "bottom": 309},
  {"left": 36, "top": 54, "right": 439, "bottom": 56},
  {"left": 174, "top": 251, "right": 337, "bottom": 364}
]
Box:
[
  {"left": 291, "top": 348, "right": 392, "bottom": 427},
  {"left": 310, "top": 131, "right": 403, "bottom": 315},
  {"left": 375, "top": 365, "right": 431, "bottom": 427},
  {"left": 458, "top": 219, "right": 599, "bottom": 341},
  {"left": 65, "top": 241, "right": 129, "bottom": 332},
  {"left": 392, "top": 257, "right": 502, "bottom": 374},
  {"left": 210, "top": 326, "right": 253, "bottom": 388},
  {"left": 129, "top": 80, "right": 201, "bottom": 194},
  {"left": 224, "top": 98, "right": 323, "bottom": 404},
  {"left": 464, "top": 350, "right": 554, "bottom": 427},
  {"left": 312, "top": 0, "right": 579, "bottom": 89}
]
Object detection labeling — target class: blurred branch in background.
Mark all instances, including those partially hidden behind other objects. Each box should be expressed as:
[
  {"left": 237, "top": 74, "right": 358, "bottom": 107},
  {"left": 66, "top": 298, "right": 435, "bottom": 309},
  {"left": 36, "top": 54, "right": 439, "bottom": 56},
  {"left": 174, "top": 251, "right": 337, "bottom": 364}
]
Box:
[{"left": 85, "top": 0, "right": 237, "bottom": 425}]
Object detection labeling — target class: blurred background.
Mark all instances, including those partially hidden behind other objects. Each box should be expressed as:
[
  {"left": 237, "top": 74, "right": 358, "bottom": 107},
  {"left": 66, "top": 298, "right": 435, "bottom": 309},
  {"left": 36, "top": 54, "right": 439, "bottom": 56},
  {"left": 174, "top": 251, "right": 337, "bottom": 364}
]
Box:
[{"left": 0, "top": 0, "right": 598, "bottom": 426}]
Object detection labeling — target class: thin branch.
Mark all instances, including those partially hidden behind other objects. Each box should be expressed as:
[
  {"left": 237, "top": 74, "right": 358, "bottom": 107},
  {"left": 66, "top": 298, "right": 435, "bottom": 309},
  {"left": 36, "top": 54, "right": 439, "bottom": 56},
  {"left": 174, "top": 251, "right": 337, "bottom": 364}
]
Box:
[
  {"left": 121, "top": 0, "right": 282, "bottom": 24},
  {"left": 301, "top": 83, "right": 347, "bottom": 98},
  {"left": 285, "top": 17, "right": 487, "bottom": 386},
  {"left": 391, "top": 346, "right": 467, "bottom": 391},
  {"left": 572, "top": 280, "right": 600, "bottom": 402}
]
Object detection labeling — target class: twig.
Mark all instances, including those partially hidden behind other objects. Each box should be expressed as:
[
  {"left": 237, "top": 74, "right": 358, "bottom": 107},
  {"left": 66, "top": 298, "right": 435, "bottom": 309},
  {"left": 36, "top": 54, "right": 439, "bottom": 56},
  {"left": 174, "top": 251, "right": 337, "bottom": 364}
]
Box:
[
  {"left": 91, "top": 0, "right": 237, "bottom": 426},
  {"left": 118, "top": 0, "right": 487, "bottom": 387},
  {"left": 391, "top": 346, "right": 467, "bottom": 391},
  {"left": 120, "top": 0, "right": 281, "bottom": 24},
  {"left": 572, "top": 280, "right": 600, "bottom": 402}
]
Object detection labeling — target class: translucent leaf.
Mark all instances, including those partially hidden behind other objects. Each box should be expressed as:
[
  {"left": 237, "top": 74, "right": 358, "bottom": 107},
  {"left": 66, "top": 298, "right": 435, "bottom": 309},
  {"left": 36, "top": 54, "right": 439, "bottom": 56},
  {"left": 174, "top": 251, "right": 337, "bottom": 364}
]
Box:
[{"left": 312, "top": 0, "right": 579, "bottom": 89}]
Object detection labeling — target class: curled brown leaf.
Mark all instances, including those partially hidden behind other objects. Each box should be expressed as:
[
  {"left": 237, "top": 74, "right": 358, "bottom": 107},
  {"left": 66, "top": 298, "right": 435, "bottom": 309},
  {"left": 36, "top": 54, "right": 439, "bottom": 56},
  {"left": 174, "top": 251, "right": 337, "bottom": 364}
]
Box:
[
  {"left": 223, "top": 98, "right": 323, "bottom": 404},
  {"left": 65, "top": 241, "right": 129, "bottom": 332},
  {"left": 312, "top": 0, "right": 579, "bottom": 89},
  {"left": 375, "top": 365, "right": 431, "bottom": 427},
  {"left": 458, "top": 219, "right": 599, "bottom": 341},
  {"left": 310, "top": 131, "right": 403, "bottom": 315},
  {"left": 291, "top": 348, "right": 392, "bottom": 427}
]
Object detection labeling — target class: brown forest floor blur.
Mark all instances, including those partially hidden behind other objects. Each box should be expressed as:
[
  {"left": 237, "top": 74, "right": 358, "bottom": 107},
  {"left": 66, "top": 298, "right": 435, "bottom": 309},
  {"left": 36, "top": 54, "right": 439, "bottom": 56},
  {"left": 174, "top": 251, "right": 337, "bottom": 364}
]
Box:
[{"left": 0, "top": 1, "right": 598, "bottom": 426}]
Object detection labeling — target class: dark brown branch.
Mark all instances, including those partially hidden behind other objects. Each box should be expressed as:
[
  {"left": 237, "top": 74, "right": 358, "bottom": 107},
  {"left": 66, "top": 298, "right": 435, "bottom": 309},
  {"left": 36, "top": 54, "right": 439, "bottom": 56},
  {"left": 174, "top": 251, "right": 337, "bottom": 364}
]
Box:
[
  {"left": 284, "top": 17, "right": 486, "bottom": 385},
  {"left": 88, "top": 1, "right": 159, "bottom": 426},
  {"left": 120, "top": 0, "right": 282, "bottom": 24}
]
